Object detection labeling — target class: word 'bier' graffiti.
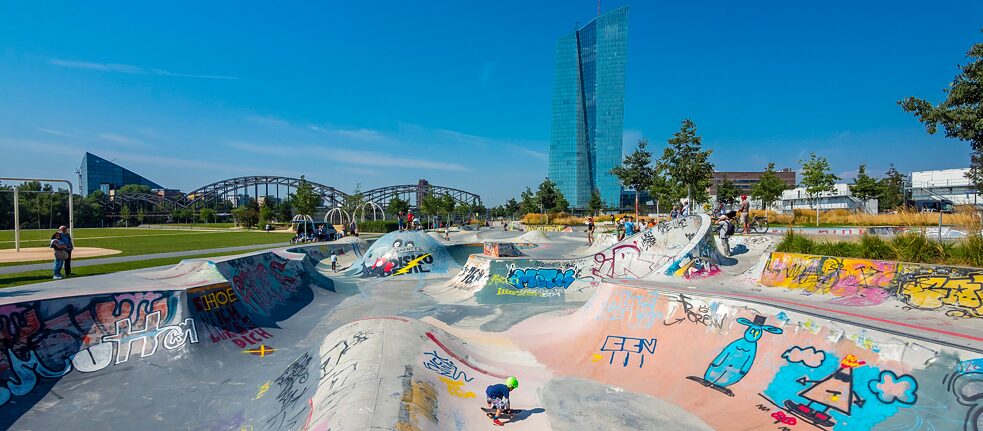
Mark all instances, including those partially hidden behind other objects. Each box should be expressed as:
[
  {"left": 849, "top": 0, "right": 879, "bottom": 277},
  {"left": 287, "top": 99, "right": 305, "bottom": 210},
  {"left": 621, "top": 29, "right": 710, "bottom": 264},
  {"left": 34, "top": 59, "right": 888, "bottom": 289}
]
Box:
[
  {"left": 761, "top": 252, "right": 983, "bottom": 318},
  {"left": 0, "top": 291, "right": 198, "bottom": 407},
  {"left": 506, "top": 267, "right": 576, "bottom": 289}
]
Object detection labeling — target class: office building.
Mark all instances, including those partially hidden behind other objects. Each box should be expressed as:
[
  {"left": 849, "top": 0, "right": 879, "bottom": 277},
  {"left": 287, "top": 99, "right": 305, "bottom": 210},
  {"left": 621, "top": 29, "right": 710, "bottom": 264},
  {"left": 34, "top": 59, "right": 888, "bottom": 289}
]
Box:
[
  {"left": 79, "top": 152, "right": 163, "bottom": 197},
  {"left": 709, "top": 169, "right": 796, "bottom": 195},
  {"left": 911, "top": 168, "right": 981, "bottom": 207},
  {"left": 548, "top": 6, "right": 628, "bottom": 209}
]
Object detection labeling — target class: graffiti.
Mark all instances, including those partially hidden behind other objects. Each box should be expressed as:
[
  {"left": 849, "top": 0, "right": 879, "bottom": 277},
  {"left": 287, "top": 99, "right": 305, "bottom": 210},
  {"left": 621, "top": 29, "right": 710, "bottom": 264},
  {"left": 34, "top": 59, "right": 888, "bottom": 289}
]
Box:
[
  {"left": 255, "top": 380, "right": 271, "bottom": 399},
  {"left": 506, "top": 267, "right": 576, "bottom": 289},
  {"left": 592, "top": 243, "right": 642, "bottom": 278},
  {"left": 770, "top": 411, "right": 797, "bottom": 425},
  {"left": 488, "top": 274, "right": 509, "bottom": 287},
  {"left": 945, "top": 369, "right": 983, "bottom": 431},
  {"left": 868, "top": 371, "right": 918, "bottom": 405},
  {"left": 599, "top": 335, "right": 657, "bottom": 368},
  {"left": 189, "top": 283, "right": 274, "bottom": 349},
  {"left": 361, "top": 253, "right": 434, "bottom": 278},
  {"left": 596, "top": 289, "right": 663, "bottom": 329},
  {"left": 244, "top": 345, "right": 277, "bottom": 357},
  {"left": 396, "top": 366, "right": 439, "bottom": 431},
  {"left": 483, "top": 242, "right": 524, "bottom": 257},
  {"left": 640, "top": 230, "right": 658, "bottom": 250},
  {"left": 664, "top": 294, "right": 726, "bottom": 329},
  {"left": 783, "top": 346, "right": 826, "bottom": 368},
  {"left": 266, "top": 352, "right": 313, "bottom": 431},
  {"left": 0, "top": 291, "right": 199, "bottom": 407},
  {"left": 423, "top": 350, "right": 473, "bottom": 382},
  {"left": 192, "top": 286, "right": 239, "bottom": 312},
  {"left": 671, "top": 257, "right": 721, "bottom": 279},
  {"left": 687, "top": 316, "right": 782, "bottom": 396},
  {"left": 438, "top": 376, "right": 476, "bottom": 398},
  {"left": 310, "top": 330, "right": 373, "bottom": 427},
  {"left": 896, "top": 267, "right": 983, "bottom": 319},
  {"left": 496, "top": 288, "right": 545, "bottom": 297},
  {"left": 460, "top": 266, "right": 485, "bottom": 285},
  {"left": 783, "top": 354, "right": 868, "bottom": 428},
  {"left": 657, "top": 217, "right": 688, "bottom": 234}
]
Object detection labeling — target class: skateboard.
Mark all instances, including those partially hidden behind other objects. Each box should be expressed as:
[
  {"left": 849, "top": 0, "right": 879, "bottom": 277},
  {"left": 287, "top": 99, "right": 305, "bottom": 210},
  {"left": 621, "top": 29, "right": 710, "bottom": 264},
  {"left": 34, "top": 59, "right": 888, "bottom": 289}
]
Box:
[
  {"left": 686, "top": 376, "right": 735, "bottom": 397},
  {"left": 784, "top": 400, "right": 836, "bottom": 428},
  {"left": 481, "top": 407, "right": 522, "bottom": 419}
]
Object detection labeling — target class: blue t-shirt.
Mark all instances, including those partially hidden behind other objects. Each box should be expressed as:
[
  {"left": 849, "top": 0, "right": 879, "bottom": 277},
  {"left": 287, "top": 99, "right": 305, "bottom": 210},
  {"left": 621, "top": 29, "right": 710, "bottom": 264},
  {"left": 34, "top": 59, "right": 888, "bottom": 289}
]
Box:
[
  {"left": 486, "top": 384, "right": 510, "bottom": 399},
  {"left": 624, "top": 222, "right": 635, "bottom": 236}
]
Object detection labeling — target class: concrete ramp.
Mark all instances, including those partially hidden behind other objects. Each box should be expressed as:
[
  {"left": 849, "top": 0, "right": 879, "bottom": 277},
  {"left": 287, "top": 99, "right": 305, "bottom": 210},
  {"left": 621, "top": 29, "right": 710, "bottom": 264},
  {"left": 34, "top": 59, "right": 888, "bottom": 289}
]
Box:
[{"left": 350, "top": 230, "right": 459, "bottom": 279}]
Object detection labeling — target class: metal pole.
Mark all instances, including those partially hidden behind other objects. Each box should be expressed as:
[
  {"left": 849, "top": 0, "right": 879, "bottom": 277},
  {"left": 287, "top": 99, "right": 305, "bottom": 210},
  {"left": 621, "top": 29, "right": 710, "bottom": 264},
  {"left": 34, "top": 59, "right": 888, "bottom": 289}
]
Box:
[
  {"left": 13, "top": 187, "right": 20, "bottom": 252},
  {"left": 68, "top": 182, "right": 74, "bottom": 238}
]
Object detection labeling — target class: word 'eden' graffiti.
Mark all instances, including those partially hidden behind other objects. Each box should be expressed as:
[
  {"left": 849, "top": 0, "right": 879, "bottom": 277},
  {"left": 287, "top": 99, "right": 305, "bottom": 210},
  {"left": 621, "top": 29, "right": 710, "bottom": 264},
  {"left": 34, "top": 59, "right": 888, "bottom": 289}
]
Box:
[{"left": 506, "top": 267, "right": 576, "bottom": 290}]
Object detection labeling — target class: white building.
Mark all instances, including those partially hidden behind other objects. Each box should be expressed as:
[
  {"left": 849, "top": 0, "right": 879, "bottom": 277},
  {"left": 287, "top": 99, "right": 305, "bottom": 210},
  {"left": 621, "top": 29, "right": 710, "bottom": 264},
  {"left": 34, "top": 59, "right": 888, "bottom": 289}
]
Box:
[
  {"left": 911, "top": 168, "right": 980, "bottom": 207},
  {"left": 779, "top": 183, "right": 878, "bottom": 213}
]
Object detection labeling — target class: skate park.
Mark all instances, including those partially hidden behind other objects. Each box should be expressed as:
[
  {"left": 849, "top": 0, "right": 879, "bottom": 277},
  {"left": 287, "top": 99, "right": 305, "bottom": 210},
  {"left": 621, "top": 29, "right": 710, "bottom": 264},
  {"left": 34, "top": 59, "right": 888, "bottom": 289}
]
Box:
[{"left": 0, "top": 215, "right": 979, "bottom": 431}]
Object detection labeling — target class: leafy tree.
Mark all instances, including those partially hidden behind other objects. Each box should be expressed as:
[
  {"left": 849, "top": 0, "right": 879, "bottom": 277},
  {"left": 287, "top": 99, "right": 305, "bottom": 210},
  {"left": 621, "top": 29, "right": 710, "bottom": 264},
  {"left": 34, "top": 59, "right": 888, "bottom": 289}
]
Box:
[
  {"left": 504, "top": 198, "right": 520, "bottom": 218},
  {"left": 519, "top": 187, "right": 538, "bottom": 215},
  {"left": 587, "top": 189, "right": 605, "bottom": 216},
  {"left": 388, "top": 194, "right": 410, "bottom": 218},
  {"left": 658, "top": 119, "right": 715, "bottom": 205},
  {"left": 648, "top": 173, "right": 682, "bottom": 214},
  {"left": 751, "top": 162, "right": 790, "bottom": 212},
  {"left": 120, "top": 206, "right": 131, "bottom": 227},
  {"left": 136, "top": 207, "right": 146, "bottom": 225},
  {"left": 535, "top": 178, "right": 568, "bottom": 213},
  {"left": 439, "top": 194, "right": 456, "bottom": 226},
  {"left": 259, "top": 205, "right": 275, "bottom": 225},
  {"left": 799, "top": 153, "right": 840, "bottom": 225},
  {"left": 715, "top": 177, "right": 740, "bottom": 207},
  {"left": 200, "top": 208, "right": 216, "bottom": 223},
  {"left": 878, "top": 164, "right": 906, "bottom": 212},
  {"left": 419, "top": 193, "right": 441, "bottom": 229},
  {"left": 292, "top": 175, "right": 323, "bottom": 216},
  {"left": 232, "top": 199, "right": 260, "bottom": 228},
  {"left": 610, "top": 138, "right": 654, "bottom": 216},
  {"left": 277, "top": 198, "right": 293, "bottom": 222},
  {"left": 117, "top": 184, "right": 152, "bottom": 194},
  {"left": 849, "top": 164, "right": 882, "bottom": 213}
]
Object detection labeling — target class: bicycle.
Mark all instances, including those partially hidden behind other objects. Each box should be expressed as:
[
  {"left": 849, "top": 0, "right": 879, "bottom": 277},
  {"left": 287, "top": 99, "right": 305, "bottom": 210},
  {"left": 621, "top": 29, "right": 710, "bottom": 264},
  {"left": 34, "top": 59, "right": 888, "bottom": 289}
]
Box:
[{"left": 748, "top": 216, "right": 769, "bottom": 234}]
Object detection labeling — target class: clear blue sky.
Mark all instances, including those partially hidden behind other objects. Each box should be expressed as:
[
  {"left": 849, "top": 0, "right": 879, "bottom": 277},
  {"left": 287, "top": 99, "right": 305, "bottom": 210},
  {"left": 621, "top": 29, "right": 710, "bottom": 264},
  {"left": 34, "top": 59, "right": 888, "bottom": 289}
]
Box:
[{"left": 1, "top": 0, "right": 981, "bottom": 205}]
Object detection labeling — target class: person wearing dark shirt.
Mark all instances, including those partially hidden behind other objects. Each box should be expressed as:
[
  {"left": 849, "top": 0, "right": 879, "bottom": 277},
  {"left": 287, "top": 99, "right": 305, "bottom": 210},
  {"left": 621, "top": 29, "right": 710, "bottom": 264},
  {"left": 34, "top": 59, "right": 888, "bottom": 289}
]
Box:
[{"left": 485, "top": 376, "right": 519, "bottom": 426}]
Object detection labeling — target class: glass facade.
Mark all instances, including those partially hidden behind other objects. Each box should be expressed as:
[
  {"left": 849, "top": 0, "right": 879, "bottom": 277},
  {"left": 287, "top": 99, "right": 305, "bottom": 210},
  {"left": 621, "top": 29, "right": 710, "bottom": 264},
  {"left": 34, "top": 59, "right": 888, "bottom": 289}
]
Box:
[
  {"left": 79, "top": 152, "right": 163, "bottom": 196},
  {"left": 548, "top": 6, "right": 628, "bottom": 209}
]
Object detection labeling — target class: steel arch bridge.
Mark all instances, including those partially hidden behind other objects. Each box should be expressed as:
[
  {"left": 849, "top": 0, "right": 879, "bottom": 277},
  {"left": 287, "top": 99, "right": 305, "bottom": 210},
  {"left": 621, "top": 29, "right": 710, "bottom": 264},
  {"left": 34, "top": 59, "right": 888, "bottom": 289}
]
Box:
[
  {"left": 183, "top": 176, "right": 349, "bottom": 209},
  {"left": 361, "top": 182, "right": 481, "bottom": 209}
]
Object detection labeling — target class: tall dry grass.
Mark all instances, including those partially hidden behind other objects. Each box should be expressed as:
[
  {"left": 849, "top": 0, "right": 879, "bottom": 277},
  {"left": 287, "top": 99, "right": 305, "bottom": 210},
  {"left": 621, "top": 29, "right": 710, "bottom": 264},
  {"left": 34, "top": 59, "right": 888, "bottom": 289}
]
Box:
[
  {"left": 752, "top": 205, "right": 979, "bottom": 228},
  {"left": 775, "top": 229, "right": 983, "bottom": 267}
]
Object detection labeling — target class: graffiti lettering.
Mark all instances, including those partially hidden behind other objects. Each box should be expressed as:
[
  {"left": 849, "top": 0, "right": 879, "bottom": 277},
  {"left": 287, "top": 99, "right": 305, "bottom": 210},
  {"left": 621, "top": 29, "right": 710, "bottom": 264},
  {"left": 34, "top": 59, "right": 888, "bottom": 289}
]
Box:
[
  {"left": 266, "top": 352, "right": 313, "bottom": 431},
  {"left": 599, "top": 335, "right": 657, "bottom": 368},
  {"left": 507, "top": 267, "right": 576, "bottom": 289},
  {"left": 664, "top": 294, "right": 726, "bottom": 329},
  {"left": 896, "top": 267, "right": 983, "bottom": 319},
  {"left": 423, "top": 350, "right": 473, "bottom": 382},
  {"left": 592, "top": 244, "right": 642, "bottom": 278}
]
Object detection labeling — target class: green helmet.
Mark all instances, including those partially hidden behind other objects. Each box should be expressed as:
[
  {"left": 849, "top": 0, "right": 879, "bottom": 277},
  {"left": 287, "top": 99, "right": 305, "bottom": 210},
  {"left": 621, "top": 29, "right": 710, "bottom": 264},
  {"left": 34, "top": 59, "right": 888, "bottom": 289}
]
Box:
[{"left": 506, "top": 376, "right": 519, "bottom": 390}]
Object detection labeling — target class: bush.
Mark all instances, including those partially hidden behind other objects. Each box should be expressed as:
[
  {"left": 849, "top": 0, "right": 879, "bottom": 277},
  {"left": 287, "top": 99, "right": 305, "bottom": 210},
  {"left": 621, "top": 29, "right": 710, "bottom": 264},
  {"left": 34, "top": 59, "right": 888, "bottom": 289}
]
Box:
[
  {"left": 856, "top": 234, "right": 892, "bottom": 260},
  {"left": 889, "top": 233, "right": 945, "bottom": 264},
  {"left": 775, "top": 230, "right": 814, "bottom": 254},
  {"left": 812, "top": 240, "right": 857, "bottom": 258},
  {"left": 958, "top": 234, "right": 983, "bottom": 267},
  {"left": 357, "top": 220, "right": 399, "bottom": 233}
]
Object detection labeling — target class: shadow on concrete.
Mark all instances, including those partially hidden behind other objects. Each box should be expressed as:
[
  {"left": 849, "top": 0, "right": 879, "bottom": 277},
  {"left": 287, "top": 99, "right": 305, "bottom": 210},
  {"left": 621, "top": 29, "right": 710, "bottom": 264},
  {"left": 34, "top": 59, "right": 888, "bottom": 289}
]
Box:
[{"left": 508, "top": 407, "right": 546, "bottom": 423}]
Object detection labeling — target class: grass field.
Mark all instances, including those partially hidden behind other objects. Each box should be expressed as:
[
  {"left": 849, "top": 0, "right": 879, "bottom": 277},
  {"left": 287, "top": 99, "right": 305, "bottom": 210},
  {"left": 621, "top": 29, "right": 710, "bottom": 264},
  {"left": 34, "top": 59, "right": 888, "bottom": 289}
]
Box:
[
  {"left": 0, "top": 246, "right": 277, "bottom": 289},
  {"left": 0, "top": 228, "right": 293, "bottom": 266}
]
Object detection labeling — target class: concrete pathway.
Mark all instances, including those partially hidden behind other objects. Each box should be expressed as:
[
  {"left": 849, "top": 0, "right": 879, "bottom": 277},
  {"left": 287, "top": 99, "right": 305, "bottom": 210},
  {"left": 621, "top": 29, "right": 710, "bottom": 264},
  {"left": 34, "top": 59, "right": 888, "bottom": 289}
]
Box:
[{"left": 0, "top": 242, "right": 289, "bottom": 275}]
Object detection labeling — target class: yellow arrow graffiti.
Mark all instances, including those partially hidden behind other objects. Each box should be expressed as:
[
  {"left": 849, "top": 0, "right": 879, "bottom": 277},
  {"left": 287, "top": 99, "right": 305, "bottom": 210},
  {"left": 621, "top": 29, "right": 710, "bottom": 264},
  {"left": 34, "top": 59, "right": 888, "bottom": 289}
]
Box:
[{"left": 394, "top": 253, "right": 432, "bottom": 275}]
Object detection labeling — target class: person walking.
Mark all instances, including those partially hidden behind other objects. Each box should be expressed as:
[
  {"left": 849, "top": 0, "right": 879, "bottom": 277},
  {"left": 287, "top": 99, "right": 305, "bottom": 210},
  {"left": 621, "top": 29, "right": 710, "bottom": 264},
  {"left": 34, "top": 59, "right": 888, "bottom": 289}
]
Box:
[
  {"left": 50, "top": 232, "right": 69, "bottom": 279},
  {"left": 739, "top": 195, "right": 751, "bottom": 235},
  {"left": 58, "top": 225, "right": 74, "bottom": 277},
  {"left": 330, "top": 251, "right": 338, "bottom": 272},
  {"left": 586, "top": 217, "right": 596, "bottom": 246},
  {"left": 717, "top": 215, "right": 734, "bottom": 257}
]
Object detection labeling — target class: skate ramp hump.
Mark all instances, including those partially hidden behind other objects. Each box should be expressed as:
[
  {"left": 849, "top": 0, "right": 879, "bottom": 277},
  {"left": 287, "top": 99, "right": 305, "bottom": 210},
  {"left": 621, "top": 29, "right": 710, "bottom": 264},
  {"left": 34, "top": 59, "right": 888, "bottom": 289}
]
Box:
[
  {"left": 349, "top": 230, "right": 459, "bottom": 279},
  {"left": 508, "top": 281, "right": 982, "bottom": 431}
]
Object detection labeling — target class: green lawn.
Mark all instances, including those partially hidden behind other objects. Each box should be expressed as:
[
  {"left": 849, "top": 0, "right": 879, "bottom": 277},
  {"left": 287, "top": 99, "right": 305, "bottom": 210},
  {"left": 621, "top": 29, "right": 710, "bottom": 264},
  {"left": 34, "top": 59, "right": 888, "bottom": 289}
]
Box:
[
  {"left": 0, "top": 246, "right": 278, "bottom": 289},
  {"left": 0, "top": 228, "right": 293, "bottom": 266}
]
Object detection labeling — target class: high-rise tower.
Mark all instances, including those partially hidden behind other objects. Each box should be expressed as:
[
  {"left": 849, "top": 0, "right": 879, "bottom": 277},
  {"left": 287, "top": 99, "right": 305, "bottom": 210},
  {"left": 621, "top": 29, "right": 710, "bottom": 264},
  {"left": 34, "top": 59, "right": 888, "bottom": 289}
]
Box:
[{"left": 548, "top": 6, "right": 628, "bottom": 209}]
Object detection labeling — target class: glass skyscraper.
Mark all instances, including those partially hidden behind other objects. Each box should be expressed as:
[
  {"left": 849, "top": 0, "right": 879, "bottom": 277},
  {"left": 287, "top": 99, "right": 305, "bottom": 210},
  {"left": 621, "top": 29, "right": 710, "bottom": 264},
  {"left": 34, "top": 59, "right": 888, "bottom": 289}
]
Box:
[
  {"left": 548, "top": 6, "right": 627, "bottom": 209},
  {"left": 79, "top": 152, "right": 163, "bottom": 196}
]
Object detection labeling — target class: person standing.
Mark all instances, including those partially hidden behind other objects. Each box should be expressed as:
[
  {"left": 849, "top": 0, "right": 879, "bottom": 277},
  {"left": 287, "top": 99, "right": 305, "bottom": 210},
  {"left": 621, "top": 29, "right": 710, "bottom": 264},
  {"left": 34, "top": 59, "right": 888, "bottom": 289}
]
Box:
[
  {"left": 406, "top": 211, "right": 415, "bottom": 231},
  {"left": 670, "top": 205, "right": 680, "bottom": 219},
  {"left": 50, "top": 232, "right": 69, "bottom": 279},
  {"left": 717, "top": 215, "right": 733, "bottom": 257},
  {"left": 330, "top": 251, "right": 338, "bottom": 272},
  {"left": 586, "top": 217, "right": 596, "bottom": 246},
  {"left": 739, "top": 195, "right": 750, "bottom": 234},
  {"left": 682, "top": 200, "right": 691, "bottom": 216},
  {"left": 616, "top": 217, "right": 626, "bottom": 241},
  {"left": 397, "top": 211, "right": 405, "bottom": 231},
  {"left": 58, "top": 226, "right": 74, "bottom": 277},
  {"left": 624, "top": 216, "right": 635, "bottom": 237}
]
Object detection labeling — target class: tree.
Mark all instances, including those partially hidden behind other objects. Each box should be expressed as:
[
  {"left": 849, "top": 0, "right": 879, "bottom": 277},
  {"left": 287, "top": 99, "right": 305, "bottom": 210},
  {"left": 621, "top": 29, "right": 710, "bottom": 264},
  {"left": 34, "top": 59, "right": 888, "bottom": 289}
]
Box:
[
  {"left": 117, "top": 184, "right": 152, "bottom": 194},
  {"left": 799, "top": 153, "right": 840, "bottom": 225},
  {"left": 259, "top": 205, "right": 275, "bottom": 225},
  {"left": 419, "top": 193, "right": 441, "bottom": 229},
  {"left": 136, "top": 208, "right": 146, "bottom": 225},
  {"left": 200, "top": 208, "right": 216, "bottom": 223},
  {"left": 535, "top": 178, "right": 568, "bottom": 213},
  {"left": 341, "top": 183, "right": 365, "bottom": 220},
  {"left": 119, "top": 206, "right": 131, "bottom": 227},
  {"left": 292, "top": 175, "right": 323, "bottom": 216},
  {"left": 277, "top": 198, "right": 293, "bottom": 222},
  {"left": 388, "top": 194, "right": 410, "bottom": 218},
  {"left": 849, "top": 164, "right": 882, "bottom": 213},
  {"left": 519, "top": 187, "right": 538, "bottom": 215},
  {"left": 659, "top": 119, "right": 715, "bottom": 205},
  {"left": 751, "top": 162, "right": 790, "bottom": 212},
  {"left": 648, "top": 173, "right": 682, "bottom": 215},
  {"left": 878, "top": 164, "right": 906, "bottom": 212},
  {"left": 504, "top": 198, "right": 520, "bottom": 218},
  {"left": 587, "top": 189, "right": 605, "bottom": 216},
  {"left": 232, "top": 199, "right": 260, "bottom": 228},
  {"left": 438, "top": 194, "right": 456, "bottom": 226},
  {"left": 610, "top": 138, "right": 654, "bottom": 216},
  {"left": 715, "top": 177, "right": 740, "bottom": 207}
]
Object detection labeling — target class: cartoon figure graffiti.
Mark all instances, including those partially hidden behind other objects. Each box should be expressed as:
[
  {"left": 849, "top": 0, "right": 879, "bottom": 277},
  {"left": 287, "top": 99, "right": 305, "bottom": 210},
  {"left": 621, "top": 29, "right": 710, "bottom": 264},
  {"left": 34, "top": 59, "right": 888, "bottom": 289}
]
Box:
[
  {"left": 784, "top": 354, "right": 867, "bottom": 428},
  {"left": 687, "top": 315, "right": 782, "bottom": 396}
]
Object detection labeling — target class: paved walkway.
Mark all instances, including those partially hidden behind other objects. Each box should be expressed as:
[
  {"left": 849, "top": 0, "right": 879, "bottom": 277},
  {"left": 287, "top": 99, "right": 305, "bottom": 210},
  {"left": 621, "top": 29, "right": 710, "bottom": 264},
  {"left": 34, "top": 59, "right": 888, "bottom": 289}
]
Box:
[{"left": 0, "top": 243, "right": 289, "bottom": 275}]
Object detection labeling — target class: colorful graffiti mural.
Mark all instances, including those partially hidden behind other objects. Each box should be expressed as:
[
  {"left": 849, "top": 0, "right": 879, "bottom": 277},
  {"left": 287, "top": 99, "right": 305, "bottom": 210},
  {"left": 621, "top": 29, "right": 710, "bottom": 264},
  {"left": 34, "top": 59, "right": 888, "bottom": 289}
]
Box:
[
  {"left": 506, "top": 267, "right": 576, "bottom": 289},
  {"left": 760, "top": 252, "right": 983, "bottom": 317}
]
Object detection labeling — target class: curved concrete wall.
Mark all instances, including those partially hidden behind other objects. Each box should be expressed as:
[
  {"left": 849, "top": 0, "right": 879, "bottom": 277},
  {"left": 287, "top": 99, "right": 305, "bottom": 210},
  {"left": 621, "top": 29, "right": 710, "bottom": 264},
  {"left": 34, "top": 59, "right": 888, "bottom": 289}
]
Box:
[{"left": 760, "top": 252, "right": 983, "bottom": 319}]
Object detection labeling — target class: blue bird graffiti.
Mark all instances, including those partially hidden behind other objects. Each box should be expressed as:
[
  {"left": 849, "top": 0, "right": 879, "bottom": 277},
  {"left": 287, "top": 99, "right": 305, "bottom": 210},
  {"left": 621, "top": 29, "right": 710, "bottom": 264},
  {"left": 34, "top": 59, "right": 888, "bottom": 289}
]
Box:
[{"left": 687, "top": 315, "right": 783, "bottom": 396}]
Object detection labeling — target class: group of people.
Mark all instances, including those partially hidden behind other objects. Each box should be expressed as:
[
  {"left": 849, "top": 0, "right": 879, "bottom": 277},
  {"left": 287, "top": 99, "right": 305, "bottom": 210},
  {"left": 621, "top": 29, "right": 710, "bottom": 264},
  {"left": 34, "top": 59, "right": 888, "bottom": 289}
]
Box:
[
  {"left": 396, "top": 211, "right": 416, "bottom": 231},
  {"left": 669, "top": 200, "right": 691, "bottom": 219},
  {"left": 715, "top": 195, "right": 752, "bottom": 256},
  {"left": 49, "top": 225, "right": 73, "bottom": 279}
]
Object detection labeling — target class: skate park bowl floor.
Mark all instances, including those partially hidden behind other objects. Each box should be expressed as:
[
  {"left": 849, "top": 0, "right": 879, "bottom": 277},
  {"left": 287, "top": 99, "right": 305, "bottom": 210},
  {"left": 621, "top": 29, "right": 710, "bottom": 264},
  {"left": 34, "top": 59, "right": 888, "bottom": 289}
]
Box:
[{"left": 0, "top": 222, "right": 980, "bottom": 431}]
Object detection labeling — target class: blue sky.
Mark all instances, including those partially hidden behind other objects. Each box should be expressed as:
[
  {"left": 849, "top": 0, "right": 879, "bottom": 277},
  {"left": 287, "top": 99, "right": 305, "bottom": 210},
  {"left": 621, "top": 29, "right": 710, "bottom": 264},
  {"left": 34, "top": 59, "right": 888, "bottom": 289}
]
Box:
[{"left": 0, "top": 0, "right": 980, "bottom": 205}]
